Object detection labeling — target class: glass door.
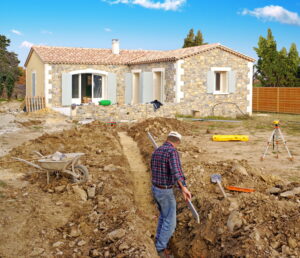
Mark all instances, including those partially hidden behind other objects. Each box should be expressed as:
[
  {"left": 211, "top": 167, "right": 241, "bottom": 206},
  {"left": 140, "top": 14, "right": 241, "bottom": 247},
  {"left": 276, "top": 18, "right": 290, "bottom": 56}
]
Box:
[
  {"left": 92, "top": 74, "right": 103, "bottom": 104},
  {"left": 72, "top": 74, "right": 81, "bottom": 104}
]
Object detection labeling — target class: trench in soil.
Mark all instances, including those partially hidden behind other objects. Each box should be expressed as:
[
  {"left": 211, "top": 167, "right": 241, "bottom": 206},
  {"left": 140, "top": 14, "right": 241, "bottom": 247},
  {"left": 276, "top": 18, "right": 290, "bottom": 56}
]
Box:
[{"left": 118, "top": 132, "right": 158, "bottom": 245}]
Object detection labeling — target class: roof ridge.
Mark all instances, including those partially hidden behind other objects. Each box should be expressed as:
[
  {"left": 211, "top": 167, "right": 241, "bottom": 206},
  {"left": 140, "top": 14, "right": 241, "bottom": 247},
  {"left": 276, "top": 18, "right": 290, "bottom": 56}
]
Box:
[
  {"left": 28, "top": 42, "right": 255, "bottom": 66},
  {"left": 33, "top": 45, "right": 162, "bottom": 52}
]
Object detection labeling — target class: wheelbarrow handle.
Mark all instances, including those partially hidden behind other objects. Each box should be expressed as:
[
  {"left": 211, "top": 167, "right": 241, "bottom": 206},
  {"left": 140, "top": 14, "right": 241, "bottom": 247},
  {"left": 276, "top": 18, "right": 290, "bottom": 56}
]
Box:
[{"left": 12, "top": 157, "right": 43, "bottom": 170}]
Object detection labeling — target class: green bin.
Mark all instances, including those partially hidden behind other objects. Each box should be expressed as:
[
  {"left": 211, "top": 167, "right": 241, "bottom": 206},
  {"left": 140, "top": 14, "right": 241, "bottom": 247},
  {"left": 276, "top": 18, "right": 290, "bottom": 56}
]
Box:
[{"left": 99, "top": 100, "right": 111, "bottom": 106}]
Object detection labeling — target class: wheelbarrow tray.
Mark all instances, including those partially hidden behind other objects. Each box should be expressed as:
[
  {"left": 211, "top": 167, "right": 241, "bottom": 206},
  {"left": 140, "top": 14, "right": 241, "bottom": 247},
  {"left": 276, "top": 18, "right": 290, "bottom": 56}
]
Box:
[{"left": 37, "top": 153, "right": 85, "bottom": 171}]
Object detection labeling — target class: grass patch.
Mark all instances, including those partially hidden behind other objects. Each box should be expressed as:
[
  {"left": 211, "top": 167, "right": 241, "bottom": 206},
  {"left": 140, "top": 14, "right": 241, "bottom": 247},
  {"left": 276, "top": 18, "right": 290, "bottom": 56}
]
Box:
[
  {"left": 200, "top": 116, "right": 236, "bottom": 120},
  {"left": 0, "top": 98, "right": 7, "bottom": 102},
  {"left": 0, "top": 180, "right": 7, "bottom": 187},
  {"left": 32, "top": 126, "right": 44, "bottom": 130},
  {"left": 176, "top": 114, "right": 194, "bottom": 118},
  {"left": 287, "top": 175, "right": 300, "bottom": 182}
]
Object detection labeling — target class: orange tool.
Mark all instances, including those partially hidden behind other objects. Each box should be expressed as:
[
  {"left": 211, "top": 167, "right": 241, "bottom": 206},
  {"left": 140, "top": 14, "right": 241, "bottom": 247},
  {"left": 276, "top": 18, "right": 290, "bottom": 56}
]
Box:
[{"left": 226, "top": 186, "right": 255, "bottom": 193}]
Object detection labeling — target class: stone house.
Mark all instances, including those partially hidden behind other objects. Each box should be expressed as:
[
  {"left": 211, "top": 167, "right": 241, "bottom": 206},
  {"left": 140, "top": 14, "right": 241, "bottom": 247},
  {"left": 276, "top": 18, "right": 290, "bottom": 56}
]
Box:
[{"left": 25, "top": 40, "right": 255, "bottom": 118}]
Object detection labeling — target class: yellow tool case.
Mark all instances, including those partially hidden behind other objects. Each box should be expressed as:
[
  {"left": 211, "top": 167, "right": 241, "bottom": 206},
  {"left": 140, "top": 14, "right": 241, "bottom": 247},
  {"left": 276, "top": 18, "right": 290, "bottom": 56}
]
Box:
[{"left": 212, "top": 135, "right": 249, "bottom": 142}]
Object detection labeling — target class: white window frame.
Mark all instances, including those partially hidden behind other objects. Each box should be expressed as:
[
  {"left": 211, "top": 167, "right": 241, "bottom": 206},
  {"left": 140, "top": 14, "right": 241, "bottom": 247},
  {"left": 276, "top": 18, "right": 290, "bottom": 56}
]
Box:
[
  {"left": 131, "top": 69, "right": 142, "bottom": 104},
  {"left": 211, "top": 67, "right": 231, "bottom": 95},
  {"left": 31, "top": 71, "right": 36, "bottom": 97},
  {"left": 69, "top": 69, "right": 108, "bottom": 104},
  {"left": 152, "top": 68, "right": 165, "bottom": 103}
]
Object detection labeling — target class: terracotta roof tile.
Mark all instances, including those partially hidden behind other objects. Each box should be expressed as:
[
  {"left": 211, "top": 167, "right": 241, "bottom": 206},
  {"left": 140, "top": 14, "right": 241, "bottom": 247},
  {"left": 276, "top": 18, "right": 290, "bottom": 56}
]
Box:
[{"left": 25, "top": 43, "right": 255, "bottom": 66}]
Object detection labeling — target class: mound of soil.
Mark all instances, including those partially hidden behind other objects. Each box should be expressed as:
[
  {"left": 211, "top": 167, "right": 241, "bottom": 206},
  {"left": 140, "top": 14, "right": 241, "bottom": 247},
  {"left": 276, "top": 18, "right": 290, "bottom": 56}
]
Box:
[
  {"left": 1, "top": 117, "right": 299, "bottom": 257},
  {"left": 127, "top": 117, "right": 300, "bottom": 257},
  {"left": 0, "top": 121, "right": 157, "bottom": 257},
  {"left": 127, "top": 117, "right": 196, "bottom": 165},
  {"left": 17, "top": 119, "right": 42, "bottom": 127}
]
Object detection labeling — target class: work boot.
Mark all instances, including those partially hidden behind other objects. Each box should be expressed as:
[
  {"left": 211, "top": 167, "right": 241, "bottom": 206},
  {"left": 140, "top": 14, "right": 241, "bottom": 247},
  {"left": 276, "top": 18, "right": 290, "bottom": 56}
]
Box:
[{"left": 158, "top": 249, "right": 174, "bottom": 258}]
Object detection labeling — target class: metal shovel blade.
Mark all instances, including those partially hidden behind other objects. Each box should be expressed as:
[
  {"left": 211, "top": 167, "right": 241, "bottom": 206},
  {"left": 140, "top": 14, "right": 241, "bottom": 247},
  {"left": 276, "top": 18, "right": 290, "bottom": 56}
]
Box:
[
  {"left": 211, "top": 174, "right": 222, "bottom": 183},
  {"left": 187, "top": 200, "right": 200, "bottom": 224}
]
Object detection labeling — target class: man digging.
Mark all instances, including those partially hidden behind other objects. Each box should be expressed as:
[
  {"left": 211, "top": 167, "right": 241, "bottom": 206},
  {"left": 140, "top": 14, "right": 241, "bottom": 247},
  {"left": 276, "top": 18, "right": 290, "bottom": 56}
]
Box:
[{"left": 151, "top": 131, "right": 192, "bottom": 258}]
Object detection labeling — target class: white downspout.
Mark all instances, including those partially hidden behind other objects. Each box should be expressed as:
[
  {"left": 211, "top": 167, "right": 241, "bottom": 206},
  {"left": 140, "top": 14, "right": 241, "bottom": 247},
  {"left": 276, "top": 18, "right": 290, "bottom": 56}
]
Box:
[{"left": 247, "top": 62, "right": 253, "bottom": 115}]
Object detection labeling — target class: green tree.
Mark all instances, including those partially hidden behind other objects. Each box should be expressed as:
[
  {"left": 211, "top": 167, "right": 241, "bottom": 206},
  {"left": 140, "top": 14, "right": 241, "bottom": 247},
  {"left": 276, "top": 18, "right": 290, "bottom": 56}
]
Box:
[
  {"left": 254, "top": 29, "right": 300, "bottom": 87},
  {"left": 254, "top": 29, "right": 279, "bottom": 87},
  {"left": 183, "top": 29, "right": 195, "bottom": 48},
  {"left": 194, "top": 30, "right": 206, "bottom": 46},
  {"left": 278, "top": 47, "right": 288, "bottom": 86},
  {"left": 287, "top": 43, "right": 300, "bottom": 86},
  {"left": 0, "top": 35, "right": 20, "bottom": 99},
  {"left": 183, "top": 29, "right": 206, "bottom": 48}
]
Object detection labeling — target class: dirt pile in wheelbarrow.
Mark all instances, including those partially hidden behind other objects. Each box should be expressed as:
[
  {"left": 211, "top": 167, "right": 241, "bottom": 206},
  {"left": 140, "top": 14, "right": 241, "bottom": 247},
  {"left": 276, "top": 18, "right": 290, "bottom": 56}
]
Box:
[
  {"left": 0, "top": 121, "right": 158, "bottom": 257},
  {"left": 126, "top": 117, "right": 300, "bottom": 257}
]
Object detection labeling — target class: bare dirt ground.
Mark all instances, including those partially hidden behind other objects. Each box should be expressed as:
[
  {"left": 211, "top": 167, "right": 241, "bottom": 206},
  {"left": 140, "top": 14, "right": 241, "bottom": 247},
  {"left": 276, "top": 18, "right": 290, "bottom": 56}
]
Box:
[
  {"left": 0, "top": 101, "right": 299, "bottom": 257},
  {"left": 128, "top": 117, "right": 300, "bottom": 257},
  {"left": 0, "top": 101, "right": 73, "bottom": 157},
  {"left": 0, "top": 121, "right": 157, "bottom": 257}
]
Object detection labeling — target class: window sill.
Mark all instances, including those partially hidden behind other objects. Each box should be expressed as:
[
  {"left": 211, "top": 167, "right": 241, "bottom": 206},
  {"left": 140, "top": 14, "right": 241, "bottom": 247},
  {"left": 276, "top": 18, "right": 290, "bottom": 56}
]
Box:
[{"left": 213, "top": 92, "right": 230, "bottom": 95}]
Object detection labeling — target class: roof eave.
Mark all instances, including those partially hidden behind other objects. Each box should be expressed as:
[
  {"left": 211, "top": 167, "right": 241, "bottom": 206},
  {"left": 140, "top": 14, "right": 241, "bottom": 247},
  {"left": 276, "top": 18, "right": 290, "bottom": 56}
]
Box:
[{"left": 24, "top": 48, "right": 34, "bottom": 67}]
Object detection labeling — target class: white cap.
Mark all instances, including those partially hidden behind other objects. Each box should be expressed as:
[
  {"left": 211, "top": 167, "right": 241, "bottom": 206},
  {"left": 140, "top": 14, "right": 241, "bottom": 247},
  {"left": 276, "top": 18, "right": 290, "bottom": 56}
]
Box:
[{"left": 168, "top": 131, "right": 182, "bottom": 140}]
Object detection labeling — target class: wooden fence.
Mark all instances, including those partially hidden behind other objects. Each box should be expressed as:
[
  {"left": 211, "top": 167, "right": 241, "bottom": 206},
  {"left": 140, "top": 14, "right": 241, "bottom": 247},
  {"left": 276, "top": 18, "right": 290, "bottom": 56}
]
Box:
[
  {"left": 253, "top": 87, "right": 300, "bottom": 114},
  {"left": 25, "top": 96, "right": 46, "bottom": 112}
]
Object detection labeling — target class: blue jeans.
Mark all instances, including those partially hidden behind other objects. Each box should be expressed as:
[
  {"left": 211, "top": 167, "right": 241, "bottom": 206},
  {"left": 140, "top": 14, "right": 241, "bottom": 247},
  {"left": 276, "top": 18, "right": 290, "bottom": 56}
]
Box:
[{"left": 152, "top": 185, "right": 176, "bottom": 252}]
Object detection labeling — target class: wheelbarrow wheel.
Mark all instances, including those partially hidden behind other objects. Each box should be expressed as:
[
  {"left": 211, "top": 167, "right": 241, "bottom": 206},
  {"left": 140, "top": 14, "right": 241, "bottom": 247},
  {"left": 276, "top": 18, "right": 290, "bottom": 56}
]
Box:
[{"left": 73, "top": 165, "right": 89, "bottom": 183}]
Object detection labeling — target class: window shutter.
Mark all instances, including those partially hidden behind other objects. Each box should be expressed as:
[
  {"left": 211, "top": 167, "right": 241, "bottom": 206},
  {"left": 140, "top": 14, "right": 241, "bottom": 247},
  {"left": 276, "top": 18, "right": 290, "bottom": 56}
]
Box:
[
  {"left": 125, "top": 73, "right": 132, "bottom": 104},
  {"left": 32, "top": 73, "right": 36, "bottom": 97},
  {"left": 107, "top": 72, "right": 117, "bottom": 104},
  {"left": 228, "top": 71, "right": 236, "bottom": 93},
  {"left": 207, "top": 71, "right": 215, "bottom": 93},
  {"left": 141, "top": 72, "right": 153, "bottom": 103},
  {"left": 61, "top": 73, "right": 72, "bottom": 106}
]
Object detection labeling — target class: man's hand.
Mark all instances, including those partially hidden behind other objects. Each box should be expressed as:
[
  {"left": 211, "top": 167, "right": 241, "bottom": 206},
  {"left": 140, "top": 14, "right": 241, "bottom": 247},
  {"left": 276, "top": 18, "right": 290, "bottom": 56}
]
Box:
[{"left": 181, "top": 186, "right": 192, "bottom": 201}]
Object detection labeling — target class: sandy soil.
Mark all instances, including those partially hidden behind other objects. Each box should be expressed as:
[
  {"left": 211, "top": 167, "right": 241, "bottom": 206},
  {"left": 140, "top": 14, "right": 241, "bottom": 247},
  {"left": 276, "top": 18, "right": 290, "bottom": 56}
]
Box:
[
  {"left": 187, "top": 120, "right": 300, "bottom": 183},
  {"left": 128, "top": 117, "right": 300, "bottom": 257},
  {"left": 118, "top": 132, "right": 157, "bottom": 223},
  {"left": 0, "top": 102, "right": 299, "bottom": 257},
  {"left": 0, "top": 122, "right": 158, "bottom": 257},
  {"left": 0, "top": 102, "right": 73, "bottom": 157}
]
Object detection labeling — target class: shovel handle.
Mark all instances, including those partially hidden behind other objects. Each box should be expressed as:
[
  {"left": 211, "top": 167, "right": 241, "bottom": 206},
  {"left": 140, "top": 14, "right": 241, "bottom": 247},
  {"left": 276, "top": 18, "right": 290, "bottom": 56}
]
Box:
[{"left": 217, "top": 181, "right": 227, "bottom": 198}]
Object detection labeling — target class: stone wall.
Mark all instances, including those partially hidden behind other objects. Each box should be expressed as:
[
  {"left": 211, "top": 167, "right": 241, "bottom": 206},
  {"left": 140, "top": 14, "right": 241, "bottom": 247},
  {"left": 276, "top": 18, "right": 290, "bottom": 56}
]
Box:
[
  {"left": 72, "top": 101, "right": 235, "bottom": 121},
  {"left": 50, "top": 48, "right": 252, "bottom": 118},
  {"left": 73, "top": 103, "right": 177, "bottom": 121},
  {"left": 180, "top": 48, "right": 251, "bottom": 117},
  {"left": 49, "top": 64, "right": 129, "bottom": 106}
]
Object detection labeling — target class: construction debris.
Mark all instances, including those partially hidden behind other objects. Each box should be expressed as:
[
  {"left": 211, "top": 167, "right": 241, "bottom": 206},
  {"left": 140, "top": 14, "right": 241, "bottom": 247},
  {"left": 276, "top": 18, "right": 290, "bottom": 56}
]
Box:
[
  {"left": 127, "top": 117, "right": 300, "bottom": 257},
  {"left": 0, "top": 116, "right": 299, "bottom": 257}
]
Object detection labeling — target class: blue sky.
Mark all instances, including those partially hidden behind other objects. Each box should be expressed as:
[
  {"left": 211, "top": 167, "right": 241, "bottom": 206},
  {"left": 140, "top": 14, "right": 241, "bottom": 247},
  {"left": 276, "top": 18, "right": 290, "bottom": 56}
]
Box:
[{"left": 1, "top": 0, "right": 300, "bottom": 66}]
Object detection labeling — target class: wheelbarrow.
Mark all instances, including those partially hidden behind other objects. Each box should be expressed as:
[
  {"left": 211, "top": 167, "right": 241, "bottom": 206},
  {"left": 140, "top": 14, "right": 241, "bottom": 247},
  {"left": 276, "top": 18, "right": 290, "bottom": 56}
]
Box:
[{"left": 13, "top": 152, "right": 89, "bottom": 184}]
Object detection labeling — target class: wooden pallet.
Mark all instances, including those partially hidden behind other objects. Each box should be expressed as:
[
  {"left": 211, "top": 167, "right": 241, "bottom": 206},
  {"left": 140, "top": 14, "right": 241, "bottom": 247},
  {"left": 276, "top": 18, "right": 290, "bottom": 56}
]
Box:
[{"left": 25, "top": 96, "right": 46, "bottom": 112}]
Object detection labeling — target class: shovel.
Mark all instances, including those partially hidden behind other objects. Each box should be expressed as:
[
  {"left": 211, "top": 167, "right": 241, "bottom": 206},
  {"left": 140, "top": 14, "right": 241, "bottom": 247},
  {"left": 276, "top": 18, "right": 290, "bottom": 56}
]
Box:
[{"left": 211, "top": 174, "right": 227, "bottom": 198}]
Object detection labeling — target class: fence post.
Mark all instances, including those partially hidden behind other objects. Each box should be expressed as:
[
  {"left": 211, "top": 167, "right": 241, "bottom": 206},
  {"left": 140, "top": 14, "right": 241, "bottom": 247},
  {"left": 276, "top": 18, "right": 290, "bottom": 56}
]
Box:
[
  {"left": 277, "top": 87, "right": 280, "bottom": 113},
  {"left": 257, "top": 87, "right": 259, "bottom": 111}
]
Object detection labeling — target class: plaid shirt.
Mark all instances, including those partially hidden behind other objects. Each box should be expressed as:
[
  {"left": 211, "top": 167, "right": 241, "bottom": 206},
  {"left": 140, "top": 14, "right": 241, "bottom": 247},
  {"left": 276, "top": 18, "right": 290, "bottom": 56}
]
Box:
[{"left": 151, "top": 142, "right": 186, "bottom": 187}]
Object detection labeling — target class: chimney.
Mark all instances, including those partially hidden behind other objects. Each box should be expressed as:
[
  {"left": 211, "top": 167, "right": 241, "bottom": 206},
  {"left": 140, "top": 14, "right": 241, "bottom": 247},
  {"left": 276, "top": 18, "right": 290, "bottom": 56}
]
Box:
[{"left": 112, "top": 39, "right": 120, "bottom": 55}]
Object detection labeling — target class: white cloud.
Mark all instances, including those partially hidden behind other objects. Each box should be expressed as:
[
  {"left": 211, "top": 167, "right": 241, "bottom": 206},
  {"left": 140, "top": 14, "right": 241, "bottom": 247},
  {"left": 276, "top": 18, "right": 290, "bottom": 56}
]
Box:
[
  {"left": 102, "top": 0, "right": 186, "bottom": 11},
  {"left": 41, "top": 30, "right": 53, "bottom": 35},
  {"left": 104, "top": 28, "right": 112, "bottom": 32},
  {"left": 20, "top": 41, "right": 33, "bottom": 48},
  {"left": 11, "top": 29, "right": 22, "bottom": 35},
  {"left": 242, "top": 5, "right": 300, "bottom": 26}
]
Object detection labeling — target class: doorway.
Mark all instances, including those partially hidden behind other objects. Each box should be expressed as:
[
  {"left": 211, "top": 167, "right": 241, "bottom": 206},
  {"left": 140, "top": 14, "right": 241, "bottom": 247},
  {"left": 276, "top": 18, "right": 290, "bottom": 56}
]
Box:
[
  {"left": 71, "top": 73, "right": 104, "bottom": 104},
  {"left": 153, "top": 71, "right": 163, "bottom": 102},
  {"left": 132, "top": 72, "right": 141, "bottom": 104}
]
